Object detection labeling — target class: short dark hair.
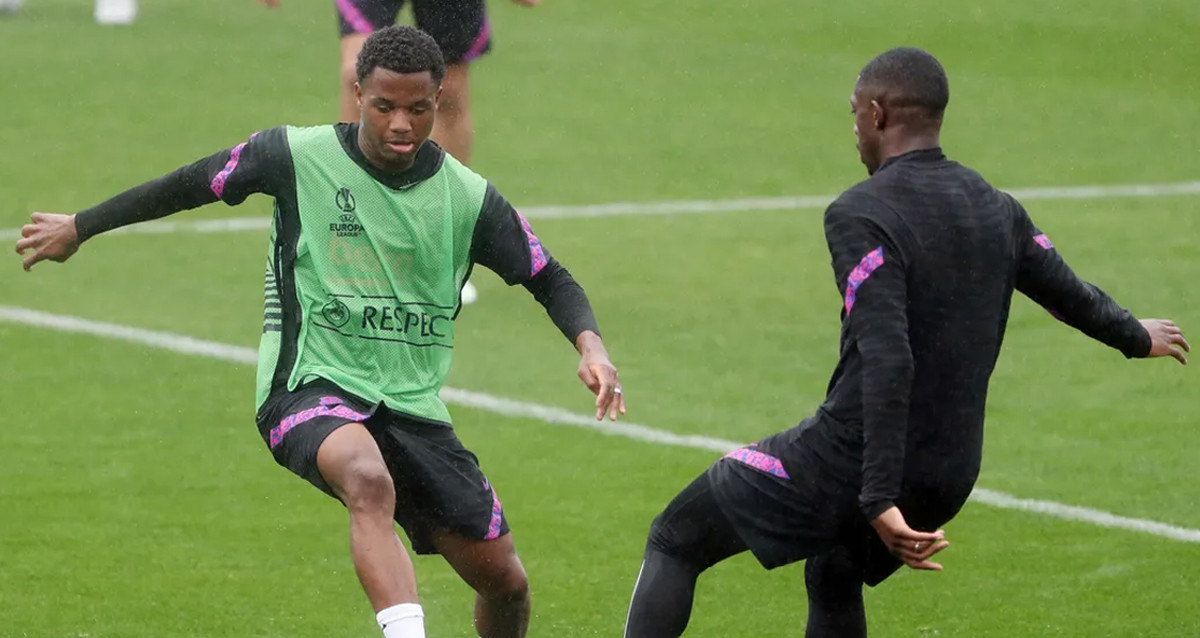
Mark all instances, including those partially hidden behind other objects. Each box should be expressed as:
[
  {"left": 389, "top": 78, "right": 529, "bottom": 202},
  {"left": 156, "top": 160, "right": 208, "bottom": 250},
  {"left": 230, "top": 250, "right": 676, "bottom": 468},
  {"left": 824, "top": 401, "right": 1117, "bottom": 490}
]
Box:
[
  {"left": 858, "top": 47, "right": 949, "bottom": 119},
  {"left": 356, "top": 25, "right": 446, "bottom": 84}
]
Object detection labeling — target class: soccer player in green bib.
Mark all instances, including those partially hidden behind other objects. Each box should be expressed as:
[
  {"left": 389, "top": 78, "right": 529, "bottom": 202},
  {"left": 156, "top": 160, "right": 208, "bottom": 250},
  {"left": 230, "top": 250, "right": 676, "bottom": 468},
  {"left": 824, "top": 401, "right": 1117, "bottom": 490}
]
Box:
[{"left": 16, "top": 25, "right": 625, "bottom": 638}]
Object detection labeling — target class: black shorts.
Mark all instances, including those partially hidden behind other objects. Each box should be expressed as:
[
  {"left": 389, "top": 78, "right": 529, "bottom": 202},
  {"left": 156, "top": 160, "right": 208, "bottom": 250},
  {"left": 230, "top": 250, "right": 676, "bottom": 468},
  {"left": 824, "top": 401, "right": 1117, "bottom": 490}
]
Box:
[
  {"left": 708, "top": 416, "right": 967, "bottom": 586},
  {"left": 336, "top": 0, "right": 491, "bottom": 63},
  {"left": 256, "top": 380, "right": 509, "bottom": 554}
]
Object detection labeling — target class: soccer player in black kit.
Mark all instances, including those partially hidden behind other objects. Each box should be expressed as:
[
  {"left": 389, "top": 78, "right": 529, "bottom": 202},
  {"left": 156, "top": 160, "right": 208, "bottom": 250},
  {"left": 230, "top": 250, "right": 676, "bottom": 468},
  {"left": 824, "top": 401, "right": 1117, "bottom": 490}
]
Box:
[{"left": 622, "top": 47, "right": 1190, "bottom": 638}]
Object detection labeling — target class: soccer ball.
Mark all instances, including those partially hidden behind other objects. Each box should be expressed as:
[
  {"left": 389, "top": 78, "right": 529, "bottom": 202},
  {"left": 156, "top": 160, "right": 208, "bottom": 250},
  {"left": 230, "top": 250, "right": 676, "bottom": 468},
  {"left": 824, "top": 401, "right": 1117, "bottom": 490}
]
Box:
[
  {"left": 95, "top": 0, "right": 138, "bottom": 24},
  {"left": 460, "top": 280, "right": 479, "bottom": 305},
  {"left": 0, "top": 0, "right": 26, "bottom": 15}
]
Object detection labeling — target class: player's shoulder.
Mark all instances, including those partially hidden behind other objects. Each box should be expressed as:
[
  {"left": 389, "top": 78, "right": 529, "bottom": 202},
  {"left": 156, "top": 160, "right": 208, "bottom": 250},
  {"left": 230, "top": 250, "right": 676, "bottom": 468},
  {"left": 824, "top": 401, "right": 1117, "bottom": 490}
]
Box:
[
  {"left": 435, "top": 144, "right": 488, "bottom": 192},
  {"left": 240, "top": 125, "right": 288, "bottom": 150},
  {"left": 825, "top": 179, "right": 892, "bottom": 223},
  {"left": 947, "top": 161, "right": 1028, "bottom": 219},
  {"left": 436, "top": 145, "right": 478, "bottom": 179},
  {"left": 281, "top": 123, "right": 338, "bottom": 147}
]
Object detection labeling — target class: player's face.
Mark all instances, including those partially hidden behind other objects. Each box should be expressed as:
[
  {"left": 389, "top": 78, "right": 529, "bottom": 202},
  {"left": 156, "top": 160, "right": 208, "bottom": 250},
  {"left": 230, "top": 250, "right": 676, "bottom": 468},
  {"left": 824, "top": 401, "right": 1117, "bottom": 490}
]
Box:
[
  {"left": 356, "top": 68, "right": 442, "bottom": 172},
  {"left": 850, "top": 84, "right": 882, "bottom": 175}
]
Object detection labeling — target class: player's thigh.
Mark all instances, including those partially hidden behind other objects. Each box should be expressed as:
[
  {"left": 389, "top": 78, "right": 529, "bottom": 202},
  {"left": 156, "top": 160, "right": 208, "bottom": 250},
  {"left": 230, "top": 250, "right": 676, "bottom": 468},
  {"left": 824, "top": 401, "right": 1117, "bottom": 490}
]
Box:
[
  {"left": 432, "top": 528, "right": 527, "bottom": 596},
  {"left": 411, "top": 0, "right": 489, "bottom": 64},
  {"left": 437, "top": 63, "right": 470, "bottom": 111},
  {"left": 256, "top": 383, "right": 380, "bottom": 499},
  {"left": 335, "top": 0, "right": 404, "bottom": 38},
  {"left": 340, "top": 33, "right": 371, "bottom": 84},
  {"left": 648, "top": 473, "right": 747, "bottom": 564},
  {"left": 316, "top": 422, "right": 395, "bottom": 506}
]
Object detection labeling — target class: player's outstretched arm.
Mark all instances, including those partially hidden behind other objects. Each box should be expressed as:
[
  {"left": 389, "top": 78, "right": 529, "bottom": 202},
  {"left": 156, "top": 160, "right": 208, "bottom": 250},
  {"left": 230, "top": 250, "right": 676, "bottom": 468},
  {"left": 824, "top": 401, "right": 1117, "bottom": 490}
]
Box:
[
  {"left": 14, "top": 129, "right": 285, "bottom": 272},
  {"left": 1140, "top": 319, "right": 1190, "bottom": 365},
  {"left": 469, "top": 184, "right": 626, "bottom": 421},
  {"left": 15, "top": 213, "right": 79, "bottom": 271},
  {"left": 1012, "top": 201, "right": 1163, "bottom": 359}
]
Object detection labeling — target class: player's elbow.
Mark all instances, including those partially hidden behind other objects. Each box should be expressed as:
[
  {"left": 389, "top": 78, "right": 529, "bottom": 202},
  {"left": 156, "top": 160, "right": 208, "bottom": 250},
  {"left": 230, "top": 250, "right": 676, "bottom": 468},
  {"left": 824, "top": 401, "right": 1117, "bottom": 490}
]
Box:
[{"left": 857, "top": 334, "right": 914, "bottom": 371}]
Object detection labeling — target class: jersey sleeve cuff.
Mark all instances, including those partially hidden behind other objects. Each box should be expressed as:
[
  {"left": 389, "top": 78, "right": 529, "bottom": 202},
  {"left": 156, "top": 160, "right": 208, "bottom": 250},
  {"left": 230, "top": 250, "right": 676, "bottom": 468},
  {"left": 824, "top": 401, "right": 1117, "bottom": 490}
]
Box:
[
  {"left": 860, "top": 498, "right": 895, "bottom": 521},
  {"left": 1122, "top": 316, "right": 1152, "bottom": 358}
]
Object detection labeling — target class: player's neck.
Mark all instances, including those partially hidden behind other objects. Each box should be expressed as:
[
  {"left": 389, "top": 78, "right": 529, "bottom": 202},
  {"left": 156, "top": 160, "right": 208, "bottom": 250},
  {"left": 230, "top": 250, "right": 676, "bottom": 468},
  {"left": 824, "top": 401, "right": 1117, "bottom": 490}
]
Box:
[{"left": 880, "top": 133, "right": 941, "bottom": 162}]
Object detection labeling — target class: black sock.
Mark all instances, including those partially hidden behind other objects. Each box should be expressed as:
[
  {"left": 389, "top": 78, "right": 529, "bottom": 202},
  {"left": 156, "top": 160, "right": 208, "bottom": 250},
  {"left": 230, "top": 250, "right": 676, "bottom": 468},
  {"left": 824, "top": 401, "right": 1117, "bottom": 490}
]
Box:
[{"left": 804, "top": 547, "right": 867, "bottom": 638}]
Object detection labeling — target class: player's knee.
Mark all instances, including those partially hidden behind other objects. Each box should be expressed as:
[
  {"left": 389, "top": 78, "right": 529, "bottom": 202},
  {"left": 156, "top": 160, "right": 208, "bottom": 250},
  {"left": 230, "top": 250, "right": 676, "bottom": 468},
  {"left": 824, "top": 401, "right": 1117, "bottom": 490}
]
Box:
[
  {"left": 436, "top": 85, "right": 467, "bottom": 118},
  {"left": 437, "top": 94, "right": 465, "bottom": 119},
  {"left": 339, "top": 459, "right": 395, "bottom": 514},
  {"left": 646, "top": 510, "right": 681, "bottom": 557},
  {"left": 479, "top": 557, "right": 529, "bottom": 602}
]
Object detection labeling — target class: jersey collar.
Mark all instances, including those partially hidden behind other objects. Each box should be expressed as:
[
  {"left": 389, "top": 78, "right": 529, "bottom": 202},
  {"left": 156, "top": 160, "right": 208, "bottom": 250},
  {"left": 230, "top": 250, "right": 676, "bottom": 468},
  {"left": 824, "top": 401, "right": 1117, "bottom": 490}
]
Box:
[
  {"left": 336, "top": 123, "right": 446, "bottom": 190},
  {"left": 876, "top": 147, "right": 946, "bottom": 174}
]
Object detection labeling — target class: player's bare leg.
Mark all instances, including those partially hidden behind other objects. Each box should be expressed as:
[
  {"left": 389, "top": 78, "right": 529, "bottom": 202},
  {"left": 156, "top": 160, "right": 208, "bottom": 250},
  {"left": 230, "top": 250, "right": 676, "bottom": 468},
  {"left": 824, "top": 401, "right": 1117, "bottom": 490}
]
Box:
[
  {"left": 317, "top": 424, "right": 421, "bottom": 615},
  {"left": 430, "top": 62, "right": 473, "bottom": 165},
  {"left": 434, "top": 530, "right": 530, "bottom": 638},
  {"left": 430, "top": 62, "right": 479, "bottom": 302},
  {"left": 342, "top": 43, "right": 478, "bottom": 302},
  {"left": 340, "top": 33, "right": 371, "bottom": 123}
]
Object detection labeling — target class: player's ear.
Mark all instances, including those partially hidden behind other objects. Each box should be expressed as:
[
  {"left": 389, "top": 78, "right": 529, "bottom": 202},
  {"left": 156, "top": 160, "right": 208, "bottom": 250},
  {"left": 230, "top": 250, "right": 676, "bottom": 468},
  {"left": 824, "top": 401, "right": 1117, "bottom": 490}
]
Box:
[
  {"left": 870, "top": 99, "right": 886, "bottom": 131},
  {"left": 435, "top": 84, "right": 443, "bottom": 105},
  {"left": 354, "top": 81, "right": 364, "bottom": 111}
]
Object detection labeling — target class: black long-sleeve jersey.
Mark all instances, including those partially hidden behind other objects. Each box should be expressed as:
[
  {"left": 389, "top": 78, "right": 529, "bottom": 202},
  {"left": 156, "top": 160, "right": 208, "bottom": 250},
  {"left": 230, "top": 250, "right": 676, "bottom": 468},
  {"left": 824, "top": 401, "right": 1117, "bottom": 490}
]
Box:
[
  {"left": 814, "top": 148, "right": 1149, "bottom": 520},
  {"left": 73, "top": 124, "right": 599, "bottom": 343}
]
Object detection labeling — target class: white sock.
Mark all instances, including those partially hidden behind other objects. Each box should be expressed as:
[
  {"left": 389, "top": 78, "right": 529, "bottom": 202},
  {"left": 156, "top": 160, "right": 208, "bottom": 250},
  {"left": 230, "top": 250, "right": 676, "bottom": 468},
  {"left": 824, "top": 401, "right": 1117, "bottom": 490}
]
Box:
[{"left": 376, "top": 603, "right": 425, "bottom": 638}]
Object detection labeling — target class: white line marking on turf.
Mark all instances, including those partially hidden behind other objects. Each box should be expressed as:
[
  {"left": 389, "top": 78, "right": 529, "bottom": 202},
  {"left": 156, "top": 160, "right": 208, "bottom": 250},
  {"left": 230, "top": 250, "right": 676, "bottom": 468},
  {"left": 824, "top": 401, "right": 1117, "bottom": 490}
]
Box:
[
  {"left": 968, "top": 489, "right": 1200, "bottom": 543},
  {"left": 2, "top": 181, "right": 1197, "bottom": 241},
  {"left": 0, "top": 306, "right": 259, "bottom": 365},
  {"left": 3, "top": 304, "right": 1200, "bottom": 544}
]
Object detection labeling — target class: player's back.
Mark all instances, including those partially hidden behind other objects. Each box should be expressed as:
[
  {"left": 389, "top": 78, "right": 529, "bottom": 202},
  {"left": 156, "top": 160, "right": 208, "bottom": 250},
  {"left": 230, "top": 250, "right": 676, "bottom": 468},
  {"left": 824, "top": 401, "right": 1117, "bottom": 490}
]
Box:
[{"left": 823, "top": 149, "right": 1027, "bottom": 493}]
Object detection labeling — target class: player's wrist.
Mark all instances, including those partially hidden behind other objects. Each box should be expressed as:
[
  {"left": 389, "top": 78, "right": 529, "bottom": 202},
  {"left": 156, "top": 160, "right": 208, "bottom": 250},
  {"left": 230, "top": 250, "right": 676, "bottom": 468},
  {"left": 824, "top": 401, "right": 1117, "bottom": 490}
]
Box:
[
  {"left": 863, "top": 499, "right": 896, "bottom": 523},
  {"left": 68, "top": 213, "right": 81, "bottom": 242},
  {"left": 574, "top": 330, "right": 604, "bottom": 355}
]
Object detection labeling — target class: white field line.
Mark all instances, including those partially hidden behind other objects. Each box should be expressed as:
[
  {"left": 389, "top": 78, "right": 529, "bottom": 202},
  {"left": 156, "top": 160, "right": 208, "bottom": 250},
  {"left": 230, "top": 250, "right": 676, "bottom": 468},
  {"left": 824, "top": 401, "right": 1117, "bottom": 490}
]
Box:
[
  {"left": 2, "top": 181, "right": 1198, "bottom": 241},
  {"left": 2, "top": 304, "right": 1199, "bottom": 544}
]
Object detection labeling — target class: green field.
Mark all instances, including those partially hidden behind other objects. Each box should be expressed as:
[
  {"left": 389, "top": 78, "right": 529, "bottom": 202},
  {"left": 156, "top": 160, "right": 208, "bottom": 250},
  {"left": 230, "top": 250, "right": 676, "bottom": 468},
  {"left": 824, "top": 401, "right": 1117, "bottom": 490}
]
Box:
[{"left": 2, "top": 1, "right": 1198, "bottom": 636}]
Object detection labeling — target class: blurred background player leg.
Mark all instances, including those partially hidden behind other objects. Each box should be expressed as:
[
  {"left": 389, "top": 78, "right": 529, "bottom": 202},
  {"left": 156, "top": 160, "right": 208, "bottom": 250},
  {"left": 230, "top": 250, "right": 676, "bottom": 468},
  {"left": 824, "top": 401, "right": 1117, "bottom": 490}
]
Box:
[
  {"left": 95, "top": 0, "right": 137, "bottom": 24},
  {"left": 335, "top": 0, "right": 539, "bottom": 305},
  {"left": 335, "top": 0, "right": 484, "bottom": 304},
  {"left": 0, "top": 0, "right": 25, "bottom": 16},
  {"left": 413, "top": 0, "right": 490, "bottom": 304}
]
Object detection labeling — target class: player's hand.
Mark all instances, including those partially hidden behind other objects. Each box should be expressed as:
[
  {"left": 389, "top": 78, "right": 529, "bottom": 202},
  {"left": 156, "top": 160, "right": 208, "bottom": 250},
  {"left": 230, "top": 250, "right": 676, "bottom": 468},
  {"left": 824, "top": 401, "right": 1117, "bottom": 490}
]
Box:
[
  {"left": 15, "top": 213, "right": 80, "bottom": 271},
  {"left": 870, "top": 506, "right": 949, "bottom": 571},
  {"left": 256, "top": 0, "right": 280, "bottom": 8},
  {"left": 575, "top": 331, "right": 626, "bottom": 421},
  {"left": 1141, "top": 319, "right": 1189, "bottom": 365},
  {"left": 510, "top": 0, "right": 541, "bottom": 6}
]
